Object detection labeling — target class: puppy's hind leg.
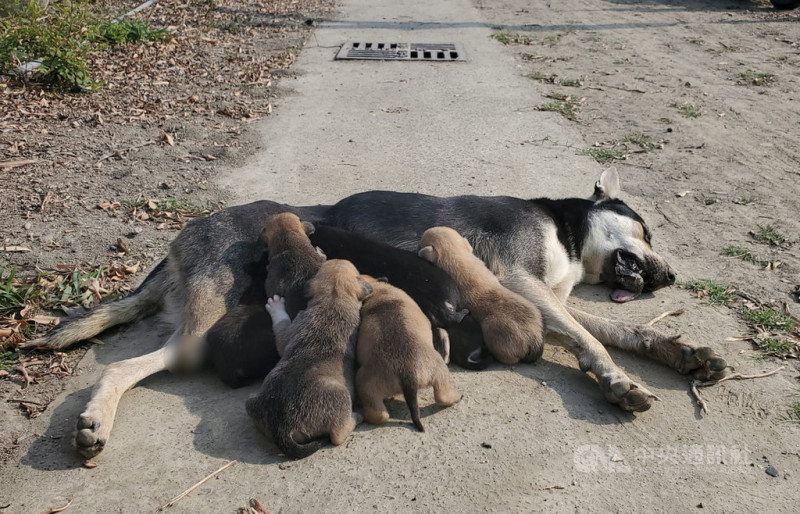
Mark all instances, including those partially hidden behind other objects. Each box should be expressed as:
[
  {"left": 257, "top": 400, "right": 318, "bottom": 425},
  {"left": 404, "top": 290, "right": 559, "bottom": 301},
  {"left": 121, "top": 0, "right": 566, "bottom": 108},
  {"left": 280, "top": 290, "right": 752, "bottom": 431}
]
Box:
[
  {"left": 430, "top": 360, "right": 462, "bottom": 407},
  {"left": 76, "top": 335, "right": 177, "bottom": 458},
  {"left": 356, "top": 367, "right": 390, "bottom": 426}
]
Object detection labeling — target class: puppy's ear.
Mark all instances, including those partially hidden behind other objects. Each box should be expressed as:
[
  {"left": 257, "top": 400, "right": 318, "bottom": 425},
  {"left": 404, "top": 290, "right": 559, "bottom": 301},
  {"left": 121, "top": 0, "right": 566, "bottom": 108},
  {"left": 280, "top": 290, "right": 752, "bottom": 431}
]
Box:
[
  {"left": 357, "top": 278, "right": 373, "bottom": 301},
  {"left": 418, "top": 245, "right": 438, "bottom": 263},
  {"left": 591, "top": 166, "right": 620, "bottom": 202},
  {"left": 376, "top": 276, "right": 389, "bottom": 283},
  {"left": 315, "top": 246, "right": 326, "bottom": 259},
  {"left": 301, "top": 221, "right": 316, "bottom": 235}
]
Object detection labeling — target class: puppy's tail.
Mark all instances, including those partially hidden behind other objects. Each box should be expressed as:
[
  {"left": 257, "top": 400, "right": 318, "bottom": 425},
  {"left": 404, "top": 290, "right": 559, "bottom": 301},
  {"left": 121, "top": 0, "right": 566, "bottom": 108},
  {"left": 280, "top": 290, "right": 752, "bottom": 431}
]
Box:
[
  {"left": 275, "top": 429, "right": 326, "bottom": 460},
  {"left": 20, "top": 258, "right": 169, "bottom": 350},
  {"left": 401, "top": 378, "right": 424, "bottom": 432}
]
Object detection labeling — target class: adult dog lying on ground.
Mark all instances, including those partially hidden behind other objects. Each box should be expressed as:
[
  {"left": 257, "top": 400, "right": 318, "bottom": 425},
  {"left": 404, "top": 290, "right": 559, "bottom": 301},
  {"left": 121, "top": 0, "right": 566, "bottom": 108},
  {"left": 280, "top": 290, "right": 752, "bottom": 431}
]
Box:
[
  {"left": 356, "top": 275, "right": 462, "bottom": 431},
  {"left": 24, "top": 168, "right": 728, "bottom": 458},
  {"left": 419, "top": 226, "right": 545, "bottom": 365},
  {"left": 246, "top": 260, "right": 372, "bottom": 458}
]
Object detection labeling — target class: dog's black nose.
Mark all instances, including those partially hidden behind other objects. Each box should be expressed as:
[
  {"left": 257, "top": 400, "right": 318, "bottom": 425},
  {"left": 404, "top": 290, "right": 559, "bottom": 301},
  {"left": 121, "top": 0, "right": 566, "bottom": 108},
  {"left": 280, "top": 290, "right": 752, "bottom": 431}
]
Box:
[{"left": 666, "top": 269, "right": 676, "bottom": 284}]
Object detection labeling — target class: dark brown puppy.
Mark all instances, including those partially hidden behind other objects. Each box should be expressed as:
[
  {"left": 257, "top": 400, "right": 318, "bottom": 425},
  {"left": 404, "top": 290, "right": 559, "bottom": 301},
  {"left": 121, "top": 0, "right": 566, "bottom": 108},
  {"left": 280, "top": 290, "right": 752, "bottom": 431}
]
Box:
[
  {"left": 356, "top": 275, "right": 461, "bottom": 432},
  {"left": 418, "top": 226, "right": 545, "bottom": 365},
  {"left": 245, "top": 260, "right": 373, "bottom": 459},
  {"left": 260, "top": 212, "right": 326, "bottom": 320}
]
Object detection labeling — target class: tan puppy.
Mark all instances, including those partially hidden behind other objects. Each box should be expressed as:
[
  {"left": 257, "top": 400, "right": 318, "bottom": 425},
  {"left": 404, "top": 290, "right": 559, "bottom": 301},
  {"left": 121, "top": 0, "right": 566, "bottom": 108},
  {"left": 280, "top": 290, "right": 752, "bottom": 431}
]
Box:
[
  {"left": 246, "top": 260, "right": 373, "bottom": 459},
  {"left": 260, "top": 212, "right": 326, "bottom": 323},
  {"left": 356, "top": 275, "right": 462, "bottom": 432},
  {"left": 418, "top": 227, "right": 544, "bottom": 365}
]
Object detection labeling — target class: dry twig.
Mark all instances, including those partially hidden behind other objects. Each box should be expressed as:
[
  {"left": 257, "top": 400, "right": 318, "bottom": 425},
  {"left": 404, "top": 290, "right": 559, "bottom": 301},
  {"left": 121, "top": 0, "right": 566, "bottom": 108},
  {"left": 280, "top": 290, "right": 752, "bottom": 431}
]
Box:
[
  {"left": 159, "top": 460, "right": 236, "bottom": 510},
  {"left": 40, "top": 498, "right": 73, "bottom": 514},
  {"left": 647, "top": 309, "right": 685, "bottom": 326},
  {"left": 690, "top": 380, "right": 709, "bottom": 415},
  {"left": 690, "top": 365, "right": 786, "bottom": 416}
]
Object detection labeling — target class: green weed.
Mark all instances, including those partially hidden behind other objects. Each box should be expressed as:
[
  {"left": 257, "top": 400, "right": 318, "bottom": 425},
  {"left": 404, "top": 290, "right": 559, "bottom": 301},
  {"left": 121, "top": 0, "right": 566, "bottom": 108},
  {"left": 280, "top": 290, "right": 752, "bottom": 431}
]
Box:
[
  {"left": 740, "top": 70, "right": 774, "bottom": 87},
  {"left": 623, "top": 134, "right": 658, "bottom": 151},
  {"left": 582, "top": 147, "right": 627, "bottom": 163},
  {"left": 741, "top": 307, "right": 796, "bottom": 332},
  {"left": 751, "top": 224, "right": 787, "bottom": 246},
  {"left": 682, "top": 279, "right": 734, "bottom": 305}
]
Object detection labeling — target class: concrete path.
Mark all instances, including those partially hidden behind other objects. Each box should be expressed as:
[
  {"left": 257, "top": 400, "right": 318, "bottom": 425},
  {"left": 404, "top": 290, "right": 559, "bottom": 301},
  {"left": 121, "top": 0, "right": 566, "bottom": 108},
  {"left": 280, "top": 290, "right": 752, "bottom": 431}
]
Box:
[
  {"left": 217, "top": 0, "right": 595, "bottom": 204},
  {"left": 6, "top": 0, "right": 774, "bottom": 513}
]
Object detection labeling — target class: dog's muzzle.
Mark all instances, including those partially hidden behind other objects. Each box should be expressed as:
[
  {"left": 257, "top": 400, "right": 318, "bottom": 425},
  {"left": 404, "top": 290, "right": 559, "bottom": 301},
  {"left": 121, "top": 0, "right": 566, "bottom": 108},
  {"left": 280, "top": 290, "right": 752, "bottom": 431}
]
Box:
[{"left": 605, "top": 250, "right": 676, "bottom": 303}]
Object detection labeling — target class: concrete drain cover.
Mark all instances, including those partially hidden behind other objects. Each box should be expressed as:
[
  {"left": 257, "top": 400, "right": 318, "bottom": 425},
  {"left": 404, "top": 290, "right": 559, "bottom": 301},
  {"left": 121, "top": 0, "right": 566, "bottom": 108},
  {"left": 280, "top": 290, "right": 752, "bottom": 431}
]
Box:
[{"left": 335, "top": 42, "right": 467, "bottom": 61}]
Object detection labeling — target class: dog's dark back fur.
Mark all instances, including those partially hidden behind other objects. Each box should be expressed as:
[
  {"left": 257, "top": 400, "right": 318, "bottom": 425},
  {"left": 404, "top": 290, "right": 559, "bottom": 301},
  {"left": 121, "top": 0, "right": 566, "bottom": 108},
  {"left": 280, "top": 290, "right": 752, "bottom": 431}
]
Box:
[{"left": 309, "top": 225, "right": 466, "bottom": 329}]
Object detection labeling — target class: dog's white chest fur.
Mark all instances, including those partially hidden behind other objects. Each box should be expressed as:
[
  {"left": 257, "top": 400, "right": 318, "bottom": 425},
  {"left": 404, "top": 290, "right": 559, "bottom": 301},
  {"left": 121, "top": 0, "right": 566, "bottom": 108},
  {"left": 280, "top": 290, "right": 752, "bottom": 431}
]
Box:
[{"left": 542, "top": 225, "right": 584, "bottom": 302}]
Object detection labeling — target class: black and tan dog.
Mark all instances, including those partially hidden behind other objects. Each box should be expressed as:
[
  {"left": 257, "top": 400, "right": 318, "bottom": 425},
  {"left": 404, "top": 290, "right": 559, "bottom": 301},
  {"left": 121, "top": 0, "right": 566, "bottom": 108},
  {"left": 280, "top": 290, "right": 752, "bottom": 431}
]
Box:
[
  {"left": 26, "top": 169, "right": 729, "bottom": 458},
  {"left": 245, "top": 260, "right": 372, "bottom": 459},
  {"left": 418, "top": 226, "right": 544, "bottom": 366},
  {"left": 356, "top": 275, "right": 462, "bottom": 432}
]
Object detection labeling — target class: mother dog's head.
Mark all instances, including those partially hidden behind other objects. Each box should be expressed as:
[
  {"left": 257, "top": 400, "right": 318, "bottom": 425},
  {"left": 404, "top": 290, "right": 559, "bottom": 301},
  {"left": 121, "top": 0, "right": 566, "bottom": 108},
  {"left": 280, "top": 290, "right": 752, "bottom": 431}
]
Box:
[{"left": 580, "top": 168, "right": 676, "bottom": 302}]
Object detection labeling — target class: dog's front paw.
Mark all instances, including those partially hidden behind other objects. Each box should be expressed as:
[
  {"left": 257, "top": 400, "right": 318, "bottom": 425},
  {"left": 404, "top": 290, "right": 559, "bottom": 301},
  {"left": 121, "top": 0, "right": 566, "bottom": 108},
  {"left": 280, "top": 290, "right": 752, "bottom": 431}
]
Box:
[
  {"left": 599, "top": 373, "right": 658, "bottom": 412},
  {"left": 265, "top": 295, "right": 286, "bottom": 315},
  {"left": 677, "top": 342, "right": 729, "bottom": 381},
  {"left": 76, "top": 412, "right": 111, "bottom": 458}
]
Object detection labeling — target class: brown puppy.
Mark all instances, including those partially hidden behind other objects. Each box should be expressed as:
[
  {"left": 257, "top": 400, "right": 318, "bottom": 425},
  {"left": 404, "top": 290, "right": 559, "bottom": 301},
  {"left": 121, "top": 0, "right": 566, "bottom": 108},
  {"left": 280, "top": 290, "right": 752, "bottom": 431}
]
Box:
[
  {"left": 356, "top": 275, "right": 462, "bottom": 432},
  {"left": 260, "top": 212, "right": 326, "bottom": 322},
  {"left": 418, "top": 227, "right": 544, "bottom": 365},
  {"left": 245, "top": 259, "right": 373, "bottom": 459}
]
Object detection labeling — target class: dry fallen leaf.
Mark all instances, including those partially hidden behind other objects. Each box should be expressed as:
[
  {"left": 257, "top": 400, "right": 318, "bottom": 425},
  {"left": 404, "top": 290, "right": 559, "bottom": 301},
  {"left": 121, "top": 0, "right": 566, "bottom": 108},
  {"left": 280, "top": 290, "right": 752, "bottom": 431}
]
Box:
[{"left": 161, "top": 131, "right": 175, "bottom": 146}]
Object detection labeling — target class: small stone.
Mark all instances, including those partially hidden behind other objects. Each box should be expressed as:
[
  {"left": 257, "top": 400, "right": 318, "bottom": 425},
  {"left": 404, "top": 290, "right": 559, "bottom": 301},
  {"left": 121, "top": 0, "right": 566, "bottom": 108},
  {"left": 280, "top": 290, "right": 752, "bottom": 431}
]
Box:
[
  {"left": 23, "top": 222, "right": 31, "bottom": 230},
  {"left": 83, "top": 460, "right": 98, "bottom": 468},
  {"left": 481, "top": 442, "right": 492, "bottom": 449},
  {"left": 278, "top": 462, "right": 292, "bottom": 470},
  {"left": 696, "top": 503, "right": 703, "bottom": 508},
  {"left": 766, "top": 465, "right": 779, "bottom": 477}
]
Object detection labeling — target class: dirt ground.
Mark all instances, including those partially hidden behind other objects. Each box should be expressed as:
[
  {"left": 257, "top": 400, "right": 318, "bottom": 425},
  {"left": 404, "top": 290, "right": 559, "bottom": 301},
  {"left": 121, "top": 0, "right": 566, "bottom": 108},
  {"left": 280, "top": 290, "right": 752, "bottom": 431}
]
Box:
[{"left": 1, "top": 0, "right": 800, "bottom": 512}]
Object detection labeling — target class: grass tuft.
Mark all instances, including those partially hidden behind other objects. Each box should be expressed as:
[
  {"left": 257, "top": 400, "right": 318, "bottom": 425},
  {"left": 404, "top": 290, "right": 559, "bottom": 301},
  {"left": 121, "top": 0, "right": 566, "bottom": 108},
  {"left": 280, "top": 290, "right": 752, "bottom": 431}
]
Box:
[
  {"left": 582, "top": 147, "right": 627, "bottom": 163},
  {"left": 754, "top": 337, "right": 796, "bottom": 357},
  {"left": 682, "top": 279, "right": 734, "bottom": 305},
  {"left": 492, "top": 33, "right": 532, "bottom": 45},
  {"left": 623, "top": 134, "right": 658, "bottom": 151},
  {"left": 740, "top": 70, "right": 774, "bottom": 87},
  {"left": 671, "top": 103, "right": 701, "bottom": 118},
  {"left": 722, "top": 245, "right": 761, "bottom": 265},
  {"left": 751, "top": 224, "right": 787, "bottom": 246},
  {"left": 741, "top": 307, "right": 796, "bottom": 332}
]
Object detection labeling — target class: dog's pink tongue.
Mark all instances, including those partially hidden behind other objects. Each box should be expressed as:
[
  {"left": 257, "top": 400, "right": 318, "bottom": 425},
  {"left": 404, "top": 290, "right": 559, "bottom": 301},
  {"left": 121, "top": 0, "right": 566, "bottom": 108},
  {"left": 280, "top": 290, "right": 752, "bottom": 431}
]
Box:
[{"left": 611, "top": 289, "right": 637, "bottom": 303}]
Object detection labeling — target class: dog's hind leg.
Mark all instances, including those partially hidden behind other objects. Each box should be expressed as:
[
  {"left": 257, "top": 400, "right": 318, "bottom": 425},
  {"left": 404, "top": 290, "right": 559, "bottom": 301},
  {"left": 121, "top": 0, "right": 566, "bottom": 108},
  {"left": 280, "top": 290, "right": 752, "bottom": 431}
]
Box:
[
  {"left": 565, "top": 307, "right": 729, "bottom": 380},
  {"left": 501, "top": 271, "right": 657, "bottom": 412},
  {"left": 76, "top": 337, "right": 176, "bottom": 458},
  {"left": 21, "top": 260, "right": 169, "bottom": 351}
]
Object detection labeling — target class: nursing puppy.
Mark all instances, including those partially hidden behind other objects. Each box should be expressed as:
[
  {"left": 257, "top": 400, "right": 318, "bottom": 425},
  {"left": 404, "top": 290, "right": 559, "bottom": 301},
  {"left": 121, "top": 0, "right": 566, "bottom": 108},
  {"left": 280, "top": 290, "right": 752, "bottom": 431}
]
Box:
[
  {"left": 308, "top": 225, "right": 480, "bottom": 366},
  {"left": 260, "top": 212, "right": 326, "bottom": 319},
  {"left": 245, "top": 260, "right": 373, "bottom": 459},
  {"left": 356, "top": 275, "right": 462, "bottom": 432},
  {"left": 418, "top": 227, "right": 544, "bottom": 365}
]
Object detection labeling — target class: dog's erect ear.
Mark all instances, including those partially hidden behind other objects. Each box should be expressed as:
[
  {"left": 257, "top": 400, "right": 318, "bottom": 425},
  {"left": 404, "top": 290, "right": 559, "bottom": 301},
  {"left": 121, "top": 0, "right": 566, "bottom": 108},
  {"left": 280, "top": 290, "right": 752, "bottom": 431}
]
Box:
[
  {"left": 591, "top": 167, "right": 620, "bottom": 202},
  {"left": 315, "top": 246, "right": 326, "bottom": 259},
  {"left": 418, "top": 245, "right": 438, "bottom": 263},
  {"left": 376, "top": 276, "right": 389, "bottom": 283},
  {"left": 301, "top": 221, "right": 316, "bottom": 235},
  {"left": 357, "top": 278, "right": 373, "bottom": 301}
]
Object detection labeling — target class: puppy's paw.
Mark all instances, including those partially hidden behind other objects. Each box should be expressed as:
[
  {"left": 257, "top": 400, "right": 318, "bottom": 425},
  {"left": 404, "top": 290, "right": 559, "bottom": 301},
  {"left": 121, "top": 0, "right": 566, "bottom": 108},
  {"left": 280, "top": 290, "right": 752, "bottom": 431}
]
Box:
[
  {"left": 265, "top": 295, "right": 286, "bottom": 314},
  {"left": 599, "top": 373, "right": 658, "bottom": 413},
  {"left": 75, "top": 412, "right": 111, "bottom": 458},
  {"left": 677, "top": 342, "right": 729, "bottom": 381}
]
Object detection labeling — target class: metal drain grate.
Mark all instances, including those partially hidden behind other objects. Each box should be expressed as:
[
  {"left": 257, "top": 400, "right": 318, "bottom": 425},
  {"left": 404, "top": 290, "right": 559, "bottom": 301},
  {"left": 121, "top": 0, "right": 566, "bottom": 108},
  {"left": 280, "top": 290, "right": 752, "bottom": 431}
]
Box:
[{"left": 335, "top": 42, "right": 467, "bottom": 61}]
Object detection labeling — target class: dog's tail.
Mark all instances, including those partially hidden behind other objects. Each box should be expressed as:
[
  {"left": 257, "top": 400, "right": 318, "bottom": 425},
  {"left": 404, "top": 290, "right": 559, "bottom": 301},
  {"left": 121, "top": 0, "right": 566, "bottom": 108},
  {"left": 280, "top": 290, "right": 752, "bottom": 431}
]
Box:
[
  {"left": 20, "top": 258, "right": 169, "bottom": 350},
  {"left": 275, "top": 429, "right": 326, "bottom": 460},
  {"left": 401, "top": 377, "right": 424, "bottom": 432}
]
